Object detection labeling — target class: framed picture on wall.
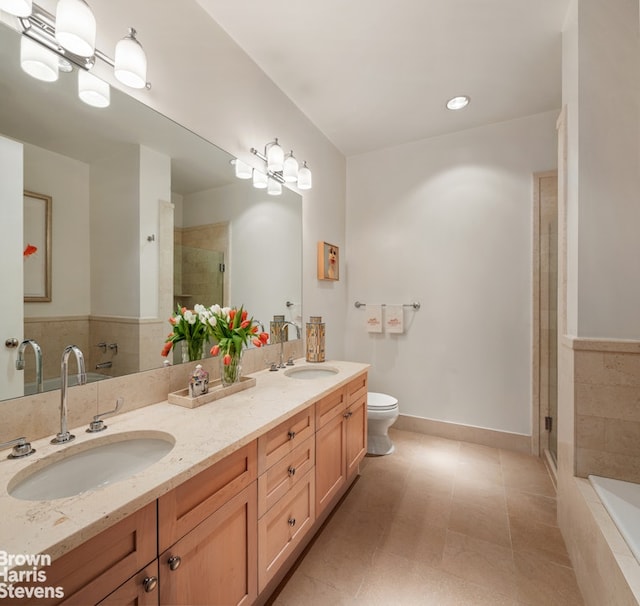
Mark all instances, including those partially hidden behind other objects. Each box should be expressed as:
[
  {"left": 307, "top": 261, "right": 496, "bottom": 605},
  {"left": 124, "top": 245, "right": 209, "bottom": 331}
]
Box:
[
  {"left": 317, "top": 241, "right": 339, "bottom": 281},
  {"left": 23, "top": 190, "right": 52, "bottom": 302}
]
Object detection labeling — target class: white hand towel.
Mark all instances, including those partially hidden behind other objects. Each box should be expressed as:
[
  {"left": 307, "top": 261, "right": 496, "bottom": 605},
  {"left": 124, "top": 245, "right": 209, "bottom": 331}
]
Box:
[
  {"left": 385, "top": 305, "right": 404, "bottom": 334},
  {"left": 366, "top": 305, "right": 383, "bottom": 333}
]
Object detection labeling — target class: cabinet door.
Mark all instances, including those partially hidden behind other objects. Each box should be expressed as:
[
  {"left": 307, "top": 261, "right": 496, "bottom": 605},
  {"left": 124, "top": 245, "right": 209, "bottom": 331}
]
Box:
[
  {"left": 345, "top": 395, "right": 367, "bottom": 478},
  {"left": 258, "top": 470, "right": 315, "bottom": 592},
  {"left": 315, "top": 411, "right": 346, "bottom": 516},
  {"left": 159, "top": 482, "right": 257, "bottom": 606},
  {"left": 96, "top": 562, "right": 159, "bottom": 606}
]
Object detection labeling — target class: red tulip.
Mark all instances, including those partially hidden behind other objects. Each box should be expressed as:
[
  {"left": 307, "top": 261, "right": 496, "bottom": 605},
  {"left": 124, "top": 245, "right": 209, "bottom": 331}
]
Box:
[
  {"left": 161, "top": 342, "right": 172, "bottom": 357},
  {"left": 259, "top": 332, "right": 269, "bottom": 344},
  {"left": 169, "top": 317, "right": 176, "bottom": 325},
  {"left": 252, "top": 338, "right": 262, "bottom": 348},
  {"left": 240, "top": 320, "right": 250, "bottom": 329},
  {"left": 241, "top": 310, "right": 248, "bottom": 321},
  {"left": 223, "top": 354, "right": 232, "bottom": 366},
  {"left": 251, "top": 325, "right": 259, "bottom": 334},
  {"left": 181, "top": 307, "right": 187, "bottom": 314},
  {"left": 210, "top": 345, "right": 220, "bottom": 356},
  {"left": 229, "top": 309, "right": 236, "bottom": 321}
]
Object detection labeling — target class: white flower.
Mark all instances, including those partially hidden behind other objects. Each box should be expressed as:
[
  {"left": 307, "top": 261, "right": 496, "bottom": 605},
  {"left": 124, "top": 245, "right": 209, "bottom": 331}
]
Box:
[
  {"left": 194, "top": 304, "right": 205, "bottom": 314},
  {"left": 209, "top": 304, "right": 221, "bottom": 316},
  {"left": 184, "top": 310, "right": 196, "bottom": 324},
  {"left": 208, "top": 316, "right": 217, "bottom": 327}
]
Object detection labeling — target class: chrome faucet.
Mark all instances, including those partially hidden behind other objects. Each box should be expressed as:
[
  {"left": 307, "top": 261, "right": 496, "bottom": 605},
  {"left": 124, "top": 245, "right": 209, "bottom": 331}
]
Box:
[
  {"left": 277, "top": 321, "right": 301, "bottom": 368},
  {"left": 15, "top": 339, "right": 43, "bottom": 394},
  {"left": 51, "top": 345, "right": 87, "bottom": 445}
]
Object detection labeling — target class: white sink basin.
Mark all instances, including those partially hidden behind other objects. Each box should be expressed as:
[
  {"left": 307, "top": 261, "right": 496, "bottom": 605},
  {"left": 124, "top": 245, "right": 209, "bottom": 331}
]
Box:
[
  {"left": 8, "top": 431, "right": 175, "bottom": 501},
  {"left": 284, "top": 365, "right": 339, "bottom": 380}
]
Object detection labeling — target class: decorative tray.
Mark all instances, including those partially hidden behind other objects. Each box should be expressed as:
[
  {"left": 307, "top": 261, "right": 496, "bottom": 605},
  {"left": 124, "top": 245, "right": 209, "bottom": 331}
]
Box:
[{"left": 167, "top": 376, "right": 257, "bottom": 409}]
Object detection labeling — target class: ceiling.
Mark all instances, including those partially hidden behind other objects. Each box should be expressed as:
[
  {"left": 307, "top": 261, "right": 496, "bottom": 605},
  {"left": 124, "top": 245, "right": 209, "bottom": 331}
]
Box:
[{"left": 195, "top": 0, "right": 570, "bottom": 157}]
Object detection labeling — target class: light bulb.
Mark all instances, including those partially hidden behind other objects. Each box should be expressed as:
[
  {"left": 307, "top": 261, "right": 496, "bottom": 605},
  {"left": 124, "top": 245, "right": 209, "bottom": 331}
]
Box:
[
  {"left": 266, "top": 138, "right": 284, "bottom": 173},
  {"left": 20, "top": 36, "right": 58, "bottom": 82},
  {"left": 0, "top": 0, "right": 32, "bottom": 17},
  {"left": 446, "top": 95, "right": 470, "bottom": 110},
  {"left": 114, "top": 28, "right": 147, "bottom": 89},
  {"left": 78, "top": 70, "right": 110, "bottom": 108},
  {"left": 56, "top": 0, "right": 96, "bottom": 58},
  {"left": 297, "top": 162, "right": 312, "bottom": 190},
  {"left": 282, "top": 151, "right": 299, "bottom": 183}
]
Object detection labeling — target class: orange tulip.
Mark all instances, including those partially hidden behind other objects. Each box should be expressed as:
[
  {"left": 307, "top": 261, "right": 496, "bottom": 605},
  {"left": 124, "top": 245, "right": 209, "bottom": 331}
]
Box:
[
  {"left": 223, "top": 354, "right": 232, "bottom": 366},
  {"left": 241, "top": 310, "right": 248, "bottom": 321},
  {"left": 240, "top": 320, "right": 250, "bottom": 329},
  {"left": 169, "top": 317, "right": 176, "bottom": 325},
  {"left": 210, "top": 345, "right": 220, "bottom": 356},
  {"left": 161, "top": 342, "right": 172, "bottom": 357},
  {"left": 252, "top": 338, "right": 262, "bottom": 348},
  {"left": 251, "top": 325, "right": 259, "bottom": 334},
  {"left": 229, "top": 309, "right": 236, "bottom": 321},
  {"left": 259, "top": 332, "right": 269, "bottom": 344}
]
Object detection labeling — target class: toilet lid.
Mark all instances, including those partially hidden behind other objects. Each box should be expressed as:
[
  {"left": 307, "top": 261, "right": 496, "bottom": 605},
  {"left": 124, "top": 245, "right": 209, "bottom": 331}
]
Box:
[{"left": 368, "top": 392, "right": 398, "bottom": 411}]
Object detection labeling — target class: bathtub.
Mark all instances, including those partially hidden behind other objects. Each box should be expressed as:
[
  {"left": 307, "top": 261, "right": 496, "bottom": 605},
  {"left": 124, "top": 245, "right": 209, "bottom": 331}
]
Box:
[
  {"left": 589, "top": 474, "right": 640, "bottom": 565},
  {"left": 24, "top": 372, "right": 109, "bottom": 395}
]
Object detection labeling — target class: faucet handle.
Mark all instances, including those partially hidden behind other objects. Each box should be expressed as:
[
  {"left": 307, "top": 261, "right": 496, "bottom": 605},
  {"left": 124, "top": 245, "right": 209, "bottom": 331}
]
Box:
[
  {"left": 0, "top": 437, "right": 36, "bottom": 459},
  {"left": 268, "top": 362, "right": 279, "bottom": 372},
  {"left": 87, "top": 397, "right": 124, "bottom": 433}
]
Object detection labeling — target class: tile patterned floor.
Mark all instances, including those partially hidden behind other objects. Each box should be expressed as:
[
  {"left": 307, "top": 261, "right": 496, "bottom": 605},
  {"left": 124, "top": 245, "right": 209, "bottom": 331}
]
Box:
[{"left": 269, "top": 428, "right": 584, "bottom": 606}]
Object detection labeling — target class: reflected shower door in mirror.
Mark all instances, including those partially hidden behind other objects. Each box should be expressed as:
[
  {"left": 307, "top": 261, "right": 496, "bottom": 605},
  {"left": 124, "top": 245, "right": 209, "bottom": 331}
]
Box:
[{"left": 0, "top": 21, "right": 302, "bottom": 401}]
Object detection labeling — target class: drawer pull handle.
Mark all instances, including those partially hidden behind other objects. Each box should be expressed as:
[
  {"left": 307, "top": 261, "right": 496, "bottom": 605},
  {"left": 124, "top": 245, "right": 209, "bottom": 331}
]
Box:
[
  {"left": 344, "top": 411, "right": 353, "bottom": 419},
  {"left": 143, "top": 576, "right": 158, "bottom": 593},
  {"left": 288, "top": 517, "right": 296, "bottom": 527},
  {"left": 168, "top": 555, "right": 182, "bottom": 571},
  {"left": 288, "top": 430, "right": 296, "bottom": 440},
  {"left": 288, "top": 466, "right": 296, "bottom": 476}
]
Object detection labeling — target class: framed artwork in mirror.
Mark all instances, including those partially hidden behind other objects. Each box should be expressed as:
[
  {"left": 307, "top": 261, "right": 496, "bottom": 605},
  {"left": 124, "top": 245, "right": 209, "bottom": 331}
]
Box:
[
  {"left": 23, "top": 191, "right": 52, "bottom": 302},
  {"left": 317, "top": 241, "right": 339, "bottom": 281}
]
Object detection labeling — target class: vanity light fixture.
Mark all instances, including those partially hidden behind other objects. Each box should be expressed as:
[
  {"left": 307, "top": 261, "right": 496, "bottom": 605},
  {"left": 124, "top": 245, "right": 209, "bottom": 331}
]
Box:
[
  {"left": 247, "top": 139, "right": 313, "bottom": 194},
  {"left": 5, "top": 1, "right": 150, "bottom": 108},
  {"left": 233, "top": 158, "right": 253, "bottom": 179},
  {"left": 446, "top": 95, "right": 470, "bottom": 110}
]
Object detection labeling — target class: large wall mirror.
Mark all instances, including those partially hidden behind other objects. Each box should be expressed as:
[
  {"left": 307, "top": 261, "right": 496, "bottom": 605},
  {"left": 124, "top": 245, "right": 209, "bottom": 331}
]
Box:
[{"left": 0, "top": 21, "right": 302, "bottom": 401}]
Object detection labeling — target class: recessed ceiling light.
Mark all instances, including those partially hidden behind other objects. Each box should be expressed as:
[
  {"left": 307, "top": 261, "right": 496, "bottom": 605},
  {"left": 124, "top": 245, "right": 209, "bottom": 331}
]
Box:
[{"left": 446, "top": 95, "right": 470, "bottom": 110}]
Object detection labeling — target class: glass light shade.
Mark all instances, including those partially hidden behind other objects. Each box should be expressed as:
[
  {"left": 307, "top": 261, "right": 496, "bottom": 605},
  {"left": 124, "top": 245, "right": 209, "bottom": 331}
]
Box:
[
  {"left": 20, "top": 36, "right": 58, "bottom": 82},
  {"left": 55, "top": 0, "right": 96, "bottom": 58},
  {"left": 297, "top": 162, "right": 312, "bottom": 190},
  {"left": 266, "top": 139, "right": 284, "bottom": 173},
  {"left": 234, "top": 159, "right": 252, "bottom": 179},
  {"left": 78, "top": 70, "right": 110, "bottom": 108},
  {"left": 282, "top": 151, "right": 299, "bottom": 183},
  {"left": 0, "top": 0, "right": 32, "bottom": 17},
  {"left": 114, "top": 28, "right": 147, "bottom": 89},
  {"left": 252, "top": 169, "right": 268, "bottom": 189},
  {"left": 267, "top": 178, "right": 282, "bottom": 196}
]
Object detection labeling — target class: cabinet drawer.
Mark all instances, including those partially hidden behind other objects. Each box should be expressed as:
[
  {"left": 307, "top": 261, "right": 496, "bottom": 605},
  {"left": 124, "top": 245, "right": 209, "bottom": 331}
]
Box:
[
  {"left": 314, "top": 387, "right": 346, "bottom": 428},
  {"left": 258, "top": 407, "right": 314, "bottom": 473},
  {"left": 257, "top": 435, "right": 315, "bottom": 517},
  {"left": 258, "top": 470, "right": 315, "bottom": 592},
  {"left": 346, "top": 372, "right": 368, "bottom": 406},
  {"left": 158, "top": 441, "right": 257, "bottom": 551},
  {"left": 17, "top": 502, "right": 157, "bottom": 606},
  {"left": 97, "top": 560, "right": 158, "bottom": 606}
]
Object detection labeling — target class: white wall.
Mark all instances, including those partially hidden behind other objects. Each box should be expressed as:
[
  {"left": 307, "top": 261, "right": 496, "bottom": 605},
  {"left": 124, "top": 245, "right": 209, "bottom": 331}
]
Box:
[
  {"left": 88, "top": 0, "right": 348, "bottom": 359},
  {"left": 570, "top": 0, "right": 640, "bottom": 339},
  {"left": 345, "top": 111, "right": 558, "bottom": 435},
  {"left": 24, "top": 144, "right": 90, "bottom": 317}
]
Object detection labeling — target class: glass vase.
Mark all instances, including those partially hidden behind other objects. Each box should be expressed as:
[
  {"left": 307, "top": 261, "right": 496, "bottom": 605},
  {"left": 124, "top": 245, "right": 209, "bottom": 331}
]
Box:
[
  {"left": 182, "top": 339, "right": 205, "bottom": 363},
  {"left": 220, "top": 348, "right": 243, "bottom": 387}
]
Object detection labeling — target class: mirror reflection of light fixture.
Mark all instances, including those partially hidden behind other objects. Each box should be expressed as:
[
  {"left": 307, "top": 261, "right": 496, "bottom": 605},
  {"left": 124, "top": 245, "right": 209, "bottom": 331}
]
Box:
[
  {"left": 252, "top": 169, "right": 268, "bottom": 189},
  {"left": 233, "top": 159, "right": 253, "bottom": 179},
  {"left": 6, "top": 1, "right": 151, "bottom": 109},
  {"left": 78, "top": 69, "right": 109, "bottom": 108},
  {"left": 0, "top": 0, "right": 32, "bottom": 17},
  {"left": 20, "top": 35, "right": 58, "bottom": 81},
  {"left": 267, "top": 178, "right": 282, "bottom": 196},
  {"left": 55, "top": 0, "right": 96, "bottom": 58},
  {"left": 114, "top": 28, "right": 147, "bottom": 89},
  {"left": 245, "top": 139, "right": 313, "bottom": 195}
]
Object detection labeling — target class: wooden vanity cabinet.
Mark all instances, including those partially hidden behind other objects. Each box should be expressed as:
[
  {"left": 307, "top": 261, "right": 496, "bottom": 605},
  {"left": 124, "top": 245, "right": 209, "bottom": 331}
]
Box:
[
  {"left": 97, "top": 562, "right": 159, "bottom": 606},
  {"left": 315, "top": 373, "right": 367, "bottom": 516},
  {"left": 256, "top": 407, "right": 316, "bottom": 592},
  {"left": 157, "top": 442, "right": 258, "bottom": 606}
]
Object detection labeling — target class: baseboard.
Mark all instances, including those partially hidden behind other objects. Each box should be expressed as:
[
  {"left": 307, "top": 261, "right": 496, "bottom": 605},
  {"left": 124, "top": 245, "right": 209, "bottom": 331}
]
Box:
[{"left": 393, "top": 414, "right": 532, "bottom": 454}]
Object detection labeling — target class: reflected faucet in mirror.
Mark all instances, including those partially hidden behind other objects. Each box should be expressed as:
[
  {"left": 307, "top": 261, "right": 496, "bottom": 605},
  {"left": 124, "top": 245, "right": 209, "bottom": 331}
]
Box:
[
  {"left": 51, "top": 345, "right": 87, "bottom": 445},
  {"left": 15, "top": 339, "right": 43, "bottom": 393},
  {"left": 277, "top": 321, "right": 301, "bottom": 369}
]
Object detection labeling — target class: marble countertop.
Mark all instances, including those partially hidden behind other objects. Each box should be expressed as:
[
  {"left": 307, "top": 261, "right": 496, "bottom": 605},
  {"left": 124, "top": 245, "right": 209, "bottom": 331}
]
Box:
[{"left": 0, "top": 359, "right": 368, "bottom": 562}]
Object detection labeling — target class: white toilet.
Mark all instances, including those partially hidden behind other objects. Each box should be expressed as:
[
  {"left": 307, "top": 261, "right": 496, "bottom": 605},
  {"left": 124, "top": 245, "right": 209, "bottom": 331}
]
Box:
[{"left": 366, "top": 392, "right": 399, "bottom": 455}]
